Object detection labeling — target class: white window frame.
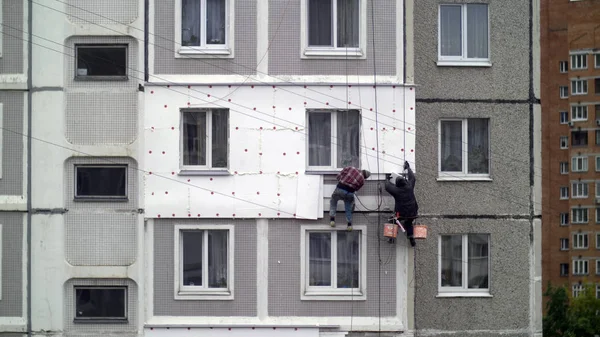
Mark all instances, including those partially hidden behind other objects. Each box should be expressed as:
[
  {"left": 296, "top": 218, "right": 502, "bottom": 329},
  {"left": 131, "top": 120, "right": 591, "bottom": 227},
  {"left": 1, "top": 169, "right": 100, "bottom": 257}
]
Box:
[
  {"left": 560, "top": 111, "right": 569, "bottom": 124},
  {"left": 572, "top": 208, "right": 589, "bottom": 224},
  {"left": 559, "top": 61, "right": 568, "bottom": 73},
  {"left": 0, "top": 103, "right": 3, "bottom": 179},
  {"left": 570, "top": 53, "right": 587, "bottom": 70},
  {"left": 572, "top": 284, "right": 583, "bottom": 298},
  {"left": 560, "top": 162, "right": 569, "bottom": 174},
  {"left": 560, "top": 213, "right": 569, "bottom": 226},
  {"left": 560, "top": 263, "right": 569, "bottom": 277},
  {"left": 595, "top": 53, "right": 600, "bottom": 68},
  {"left": 571, "top": 105, "right": 588, "bottom": 121},
  {"left": 560, "top": 186, "right": 569, "bottom": 200},
  {"left": 173, "top": 224, "right": 235, "bottom": 300},
  {"left": 571, "top": 181, "right": 588, "bottom": 199},
  {"left": 437, "top": 234, "right": 491, "bottom": 297},
  {"left": 572, "top": 232, "right": 588, "bottom": 249},
  {"left": 573, "top": 259, "right": 588, "bottom": 275},
  {"left": 560, "top": 136, "right": 568, "bottom": 149},
  {"left": 437, "top": 4, "right": 491, "bottom": 67},
  {"left": 0, "top": 225, "right": 2, "bottom": 300},
  {"left": 572, "top": 156, "right": 588, "bottom": 172},
  {"left": 73, "top": 286, "right": 128, "bottom": 322},
  {"left": 300, "top": 225, "right": 367, "bottom": 301},
  {"left": 571, "top": 79, "right": 588, "bottom": 95},
  {"left": 438, "top": 118, "right": 491, "bottom": 180},
  {"left": 560, "top": 86, "right": 569, "bottom": 99},
  {"left": 560, "top": 238, "right": 569, "bottom": 251},
  {"left": 300, "top": 0, "right": 367, "bottom": 59},
  {"left": 179, "top": 108, "right": 229, "bottom": 172},
  {"left": 596, "top": 156, "right": 600, "bottom": 172},
  {"left": 174, "top": 0, "right": 235, "bottom": 58},
  {"left": 597, "top": 208, "right": 600, "bottom": 224}
]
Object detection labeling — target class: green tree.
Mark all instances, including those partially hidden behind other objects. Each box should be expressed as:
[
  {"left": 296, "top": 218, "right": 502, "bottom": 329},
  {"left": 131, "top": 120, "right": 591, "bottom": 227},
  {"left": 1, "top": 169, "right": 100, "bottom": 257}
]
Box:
[
  {"left": 543, "top": 283, "right": 570, "bottom": 337},
  {"left": 543, "top": 282, "right": 600, "bottom": 337}
]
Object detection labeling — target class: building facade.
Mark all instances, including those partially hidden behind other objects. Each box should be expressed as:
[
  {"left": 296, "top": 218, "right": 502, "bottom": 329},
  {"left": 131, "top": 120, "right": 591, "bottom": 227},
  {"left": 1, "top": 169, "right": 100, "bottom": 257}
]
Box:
[{"left": 541, "top": 0, "right": 600, "bottom": 300}]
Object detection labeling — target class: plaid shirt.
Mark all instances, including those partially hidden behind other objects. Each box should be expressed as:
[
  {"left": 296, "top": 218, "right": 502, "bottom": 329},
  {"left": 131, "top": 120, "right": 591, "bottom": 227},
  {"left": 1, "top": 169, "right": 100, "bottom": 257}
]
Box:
[{"left": 336, "top": 167, "right": 365, "bottom": 193}]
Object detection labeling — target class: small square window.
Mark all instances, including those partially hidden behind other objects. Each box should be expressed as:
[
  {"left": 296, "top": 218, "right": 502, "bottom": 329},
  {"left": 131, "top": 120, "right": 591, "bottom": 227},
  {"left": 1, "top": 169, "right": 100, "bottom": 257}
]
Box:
[
  {"left": 74, "top": 286, "right": 127, "bottom": 322},
  {"left": 560, "top": 111, "right": 569, "bottom": 124},
  {"left": 75, "top": 44, "right": 127, "bottom": 80},
  {"left": 75, "top": 165, "right": 127, "bottom": 200},
  {"left": 438, "top": 4, "right": 489, "bottom": 66},
  {"left": 560, "top": 136, "right": 568, "bottom": 149},
  {"left": 572, "top": 208, "right": 589, "bottom": 224},
  {"left": 560, "top": 263, "right": 569, "bottom": 277},
  {"left": 560, "top": 86, "right": 569, "bottom": 98},
  {"left": 570, "top": 54, "right": 587, "bottom": 70},
  {"left": 571, "top": 182, "right": 588, "bottom": 198},
  {"left": 571, "top": 79, "right": 588, "bottom": 95},
  {"left": 571, "top": 130, "right": 588, "bottom": 146},
  {"left": 301, "top": 225, "right": 367, "bottom": 300},
  {"left": 572, "top": 156, "right": 588, "bottom": 172},
  {"left": 439, "top": 234, "right": 490, "bottom": 296},
  {"left": 560, "top": 162, "right": 569, "bottom": 174},
  {"left": 560, "top": 238, "right": 569, "bottom": 251},
  {"left": 181, "top": 109, "right": 229, "bottom": 170},
  {"left": 571, "top": 105, "right": 588, "bottom": 121},
  {"left": 439, "top": 119, "right": 490, "bottom": 178},
  {"left": 559, "top": 61, "right": 568, "bottom": 73},
  {"left": 573, "top": 259, "right": 588, "bottom": 275},
  {"left": 560, "top": 186, "right": 569, "bottom": 199},
  {"left": 174, "top": 224, "right": 234, "bottom": 300},
  {"left": 307, "top": 109, "right": 360, "bottom": 170},
  {"left": 572, "top": 233, "right": 588, "bottom": 249},
  {"left": 560, "top": 213, "right": 569, "bottom": 226}
]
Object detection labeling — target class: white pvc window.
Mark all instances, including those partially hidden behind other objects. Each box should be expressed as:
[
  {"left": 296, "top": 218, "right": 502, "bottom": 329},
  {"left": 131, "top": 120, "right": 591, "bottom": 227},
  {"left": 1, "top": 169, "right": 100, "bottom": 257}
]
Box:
[
  {"left": 573, "top": 259, "right": 588, "bottom": 275},
  {"left": 307, "top": 109, "right": 360, "bottom": 170},
  {"left": 438, "top": 4, "right": 489, "bottom": 65},
  {"left": 438, "top": 234, "right": 490, "bottom": 296},
  {"left": 571, "top": 105, "right": 588, "bottom": 121},
  {"left": 571, "top": 79, "right": 588, "bottom": 95},
  {"left": 560, "top": 111, "right": 569, "bottom": 124},
  {"left": 572, "top": 156, "right": 588, "bottom": 172},
  {"left": 560, "top": 186, "right": 569, "bottom": 200},
  {"left": 560, "top": 162, "right": 569, "bottom": 174},
  {"left": 560, "top": 213, "right": 569, "bottom": 226},
  {"left": 176, "top": 0, "right": 234, "bottom": 56},
  {"left": 571, "top": 182, "right": 588, "bottom": 199},
  {"left": 439, "top": 119, "right": 490, "bottom": 178},
  {"left": 572, "top": 233, "right": 588, "bottom": 249},
  {"left": 560, "top": 136, "right": 568, "bottom": 149},
  {"left": 572, "top": 208, "right": 589, "bottom": 224},
  {"left": 572, "top": 284, "right": 583, "bottom": 297},
  {"left": 559, "top": 61, "right": 568, "bottom": 73},
  {"left": 560, "top": 86, "right": 569, "bottom": 98},
  {"left": 570, "top": 54, "right": 587, "bottom": 70},
  {"left": 560, "top": 238, "right": 569, "bottom": 251},
  {"left": 180, "top": 109, "right": 229, "bottom": 170}
]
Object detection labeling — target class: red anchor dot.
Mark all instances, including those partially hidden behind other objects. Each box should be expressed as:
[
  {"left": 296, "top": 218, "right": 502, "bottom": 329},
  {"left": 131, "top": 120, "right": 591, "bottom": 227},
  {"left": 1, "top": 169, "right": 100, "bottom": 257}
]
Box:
[{"left": 151, "top": 90, "right": 154, "bottom": 94}]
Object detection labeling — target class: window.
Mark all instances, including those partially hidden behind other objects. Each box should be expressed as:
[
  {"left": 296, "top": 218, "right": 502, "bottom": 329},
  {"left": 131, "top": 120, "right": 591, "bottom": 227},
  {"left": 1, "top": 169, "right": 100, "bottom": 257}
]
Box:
[
  {"left": 560, "top": 136, "right": 568, "bottom": 149},
  {"left": 75, "top": 44, "right": 127, "bottom": 80},
  {"left": 300, "top": 225, "right": 367, "bottom": 300},
  {"left": 560, "top": 238, "right": 569, "bottom": 251},
  {"left": 597, "top": 260, "right": 600, "bottom": 275},
  {"left": 572, "top": 182, "right": 588, "bottom": 198},
  {"left": 572, "top": 284, "right": 583, "bottom": 298},
  {"left": 307, "top": 109, "right": 360, "bottom": 170},
  {"left": 75, "top": 165, "right": 127, "bottom": 200},
  {"left": 571, "top": 105, "right": 588, "bottom": 121},
  {"left": 595, "top": 78, "right": 600, "bottom": 94},
  {"left": 596, "top": 104, "right": 600, "bottom": 120},
  {"left": 597, "top": 156, "right": 600, "bottom": 172},
  {"left": 571, "top": 79, "right": 588, "bottom": 95},
  {"left": 560, "top": 162, "right": 569, "bottom": 174},
  {"left": 559, "top": 61, "right": 568, "bottom": 73},
  {"left": 596, "top": 130, "right": 600, "bottom": 145},
  {"left": 74, "top": 286, "right": 127, "bottom": 322},
  {"left": 178, "top": 0, "right": 232, "bottom": 55},
  {"left": 438, "top": 4, "right": 489, "bottom": 66},
  {"left": 572, "top": 156, "right": 588, "bottom": 172},
  {"left": 573, "top": 259, "right": 588, "bottom": 275},
  {"left": 439, "top": 119, "right": 490, "bottom": 178},
  {"left": 571, "top": 130, "right": 588, "bottom": 146},
  {"left": 560, "top": 263, "right": 569, "bottom": 277},
  {"left": 560, "top": 111, "right": 569, "bottom": 124},
  {"left": 597, "top": 284, "right": 600, "bottom": 299},
  {"left": 596, "top": 54, "right": 600, "bottom": 68},
  {"left": 573, "top": 233, "right": 588, "bottom": 249},
  {"left": 572, "top": 208, "right": 589, "bottom": 224},
  {"left": 597, "top": 208, "right": 600, "bottom": 223},
  {"left": 597, "top": 233, "right": 600, "bottom": 249},
  {"left": 596, "top": 182, "right": 600, "bottom": 199},
  {"left": 560, "top": 86, "right": 569, "bottom": 98},
  {"left": 181, "top": 109, "right": 229, "bottom": 170},
  {"left": 570, "top": 54, "right": 587, "bottom": 70},
  {"left": 560, "top": 186, "right": 569, "bottom": 199},
  {"left": 174, "top": 224, "right": 234, "bottom": 300},
  {"left": 439, "top": 234, "right": 490, "bottom": 296},
  {"left": 560, "top": 213, "right": 569, "bottom": 226}
]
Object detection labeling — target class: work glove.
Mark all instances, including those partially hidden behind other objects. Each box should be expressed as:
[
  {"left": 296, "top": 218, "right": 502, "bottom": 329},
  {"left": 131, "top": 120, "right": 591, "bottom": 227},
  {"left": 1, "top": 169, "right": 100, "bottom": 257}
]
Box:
[{"left": 403, "top": 161, "right": 410, "bottom": 170}]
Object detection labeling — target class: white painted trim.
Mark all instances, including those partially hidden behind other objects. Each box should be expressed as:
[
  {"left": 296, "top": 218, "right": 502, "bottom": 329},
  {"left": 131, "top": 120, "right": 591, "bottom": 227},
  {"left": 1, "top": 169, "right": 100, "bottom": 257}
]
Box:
[
  {"left": 148, "top": 0, "right": 155, "bottom": 76},
  {"left": 300, "top": 225, "right": 367, "bottom": 301},
  {"left": 256, "top": 219, "right": 268, "bottom": 320},
  {"left": 436, "top": 61, "right": 492, "bottom": 67},
  {"left": 299, "top": 0, "right": 367, "bottom": 60},
  {"left": 173, "top": 0, "right": 235, "bottom": 59},
  {"left": 145, "top": 219, "right": 155, "bottom": 321},
  {"left": 21, "top": 94, "right": 27, "bottom": 203},
  {"left": 435, "top": 293, "right": 493, "bottom": 298},
  {"left": 0, "top": 318, "right": 27, "bottom": 332},
  {"left": 147, "top": 74, "right": 403, "bottom": 85},
  {"left": 173, "top": 224, "right": 235, "bottom": 300},
  {"left": 397, "top": 0, "right": 406, "bottom": 82},
  {"left": 437, "top": 4, "right": 490, "bottom": 65},
  {"left": 255, "top": 0, "right": 269, "bottom": 77}
]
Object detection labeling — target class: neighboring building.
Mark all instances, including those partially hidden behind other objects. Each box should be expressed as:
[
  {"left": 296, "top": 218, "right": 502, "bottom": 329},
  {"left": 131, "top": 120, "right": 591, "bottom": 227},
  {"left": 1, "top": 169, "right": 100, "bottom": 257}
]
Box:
[
  {"left": 541, "top": 0, "right": 600, "bottom": 300},
  {"left": 413, "top": 0, "right": 543, "bottom": 336}
]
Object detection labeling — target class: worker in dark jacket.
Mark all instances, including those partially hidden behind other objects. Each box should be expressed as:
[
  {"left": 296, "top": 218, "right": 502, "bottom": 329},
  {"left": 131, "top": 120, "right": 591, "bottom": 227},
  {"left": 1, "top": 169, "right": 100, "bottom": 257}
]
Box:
[
  {"left": 330, "top": 166, "right": 371, "bottom": 231},
  {"left": 385, "top": 161, "right": 419, "bottom": 247}
]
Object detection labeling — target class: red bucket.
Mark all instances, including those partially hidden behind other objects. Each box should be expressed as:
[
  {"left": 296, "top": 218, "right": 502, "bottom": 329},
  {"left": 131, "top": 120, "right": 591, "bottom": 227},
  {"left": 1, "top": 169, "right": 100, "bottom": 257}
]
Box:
[{"left": 413, "top": 224, "right": 428, "bottom": 239}]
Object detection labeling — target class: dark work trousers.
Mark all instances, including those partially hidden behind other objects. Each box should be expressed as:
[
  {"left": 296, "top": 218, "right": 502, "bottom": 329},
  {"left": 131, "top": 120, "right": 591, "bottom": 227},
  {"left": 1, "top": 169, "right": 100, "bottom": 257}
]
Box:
[{"left": 396, "top": 212, "right": 416, "bottom": 238}]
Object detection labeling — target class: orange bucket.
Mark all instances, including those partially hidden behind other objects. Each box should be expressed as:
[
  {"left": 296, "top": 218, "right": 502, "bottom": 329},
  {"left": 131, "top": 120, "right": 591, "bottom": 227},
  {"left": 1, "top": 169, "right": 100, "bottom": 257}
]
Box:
[
  {"left": 383, "top": 223, "right": 398, "bottom": 238},
  {"left": 413, "top": 224, "right": 428, "bottom": 239}
]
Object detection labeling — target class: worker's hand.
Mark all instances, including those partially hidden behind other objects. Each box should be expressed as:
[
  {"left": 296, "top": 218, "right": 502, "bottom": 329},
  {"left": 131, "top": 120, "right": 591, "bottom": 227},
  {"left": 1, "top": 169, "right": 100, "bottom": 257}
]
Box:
[
  {"left": 385, "top": 173, "right": 392, "bottom": 180},
  {"left": 403, "top": 161, "right": 410, "bottom": 170}
]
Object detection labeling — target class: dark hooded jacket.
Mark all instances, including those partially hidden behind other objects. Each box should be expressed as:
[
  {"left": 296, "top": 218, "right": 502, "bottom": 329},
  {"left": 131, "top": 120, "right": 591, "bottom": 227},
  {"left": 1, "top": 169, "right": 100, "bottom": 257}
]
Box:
[{"left": 384, "top": 168, "right": 419, "bottom": 218}]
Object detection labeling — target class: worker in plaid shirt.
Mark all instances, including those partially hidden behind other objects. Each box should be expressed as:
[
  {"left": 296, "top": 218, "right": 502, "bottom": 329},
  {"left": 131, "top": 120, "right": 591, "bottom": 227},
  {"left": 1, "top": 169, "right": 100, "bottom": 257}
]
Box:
[{"left": 329, "top": 166, "right": 371, "bottom": 231}]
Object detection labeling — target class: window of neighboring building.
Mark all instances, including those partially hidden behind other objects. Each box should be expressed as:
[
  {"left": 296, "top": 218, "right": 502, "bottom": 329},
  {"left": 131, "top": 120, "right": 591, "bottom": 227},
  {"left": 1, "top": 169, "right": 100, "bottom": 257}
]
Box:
[
  {"left": 307, "top": 109, "right": 360, "bottom": 170},
  {"left": 595, "top": 78, "right": 600, "bottom": 95},
  {"left": 596, "top": 260, "right": 600, "bottom": 275},
  {"left": 571, "top": 105, "right": 588, "bottom": 121},
  {"left": 572, "top": 182, "right": 589, "bottom": 199},
  {"left": 596, "top": 156, "right": 600, "bottom": 172},
  {"left": 74, "top": 286, "right": 127, "bottom": 322},
  {"left": 573, "top": 233, "right": 588, "bottom": 249},
  {"left": 572, "top": 284, "right": 583, "bottom": 297},
  {"left": 438, "top": 4, "right": 489, "bottom": 66},
  {"left": 560, "top": 213, "right": 569, "bottom": 226},
  {"left": 596, "top": 104, "right": 600, "bottom": 120},
  {"left": 560, "top": 136, "right": 568, "bottom": 149},
  {"left": 572, "top": 208, "right": 589, "bottom": 224},
  {"left": 300, "top": 225, "right": 367, "bottom": 300},
  {"left": 597, "top": 284, "right": 600, "bottom": 299},
  {"left": 571, "top": 130, "right": 588, "bottom": 147},
  {"left": 178, "top": 0, "right": 232, "bottom": 55},
  {"left": 596, "top": 130, "right": 600, "bottom": 145},
  {"left": 560, "top": 86, "right": 569, "bottom": 98},
  {"left": 181, "top": 108, "right": 229, "bottom": 170},
  {"left": 439, "top": 234, "right": 490, "bottom": 296},
  {"left": 572, "top": 156, "right": 588, "bottom": 172},
  {"left": 573, "top": 259, "right": 588, "bottom": 275},
  {"left": 559, "top": 61, "right": 568, "bottom": 73},
  {"left": 560, "top": 111, "right": 569, "bottom": 124},
  {"left": 75, "top": 44, "right": 127, "bottom": 80},
  {"left": 174, "top": 224, "right": 234, "bottom": 300},
  {"left": 571, "top": 79, "right": 588, "bottom": 95},
  {"left": 75, "top": 165, "right": 127, "bottom": 200},
  {"left": 560, "top": 186, "right": 569, "bottom": 200},
  {"left": 595, "top": 53, "right": 600, "bottom": 68},
  {"left": 597, "top": 233, "right": 600, "bottom": 249},
  {"left": 439, "top": 118, "right": 490, "bottom": 178},
  {"left": 570, "top": 53, "right": 587, "bottom": 70},
  {"left": 560, "top": 263, "right": 569, "bottom": 277},
  {"left": 560, "top": 238, "right": 569, "bottom": 251},
  {"left": 596, "top": 208, "right": 600, "bottom": 224},
  {"left": 560, "top": 162, "right": 569, "bottom": 174}
]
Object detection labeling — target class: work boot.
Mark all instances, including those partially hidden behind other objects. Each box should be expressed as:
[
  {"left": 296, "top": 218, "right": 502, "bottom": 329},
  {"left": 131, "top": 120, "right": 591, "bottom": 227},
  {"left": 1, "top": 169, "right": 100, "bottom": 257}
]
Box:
[
  {"left": 409, "top": 237, "right": 416, "bottom": 247},
  {"left": 347, "top": 223, "right": 353, "bottom": 232},
  {"left": 330, "top": 217, "right": 335, "bottom": 227}
]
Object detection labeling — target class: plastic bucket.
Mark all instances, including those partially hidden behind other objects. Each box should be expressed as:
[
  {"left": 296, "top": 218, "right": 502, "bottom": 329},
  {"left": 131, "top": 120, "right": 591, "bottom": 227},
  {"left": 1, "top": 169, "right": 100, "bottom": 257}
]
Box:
[{"left": 413, "top": 224, "right": 428, "bottom": 239}]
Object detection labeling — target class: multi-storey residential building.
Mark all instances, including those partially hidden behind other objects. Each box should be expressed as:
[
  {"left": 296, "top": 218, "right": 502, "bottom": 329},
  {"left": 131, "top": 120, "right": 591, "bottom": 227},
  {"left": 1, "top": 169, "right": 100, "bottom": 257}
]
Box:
[
  {"left": 413, "top": 0, "right": 543, "bottom": 336},
  {"left": 541, "top": 0, "right": 600, "bottom": 300}
]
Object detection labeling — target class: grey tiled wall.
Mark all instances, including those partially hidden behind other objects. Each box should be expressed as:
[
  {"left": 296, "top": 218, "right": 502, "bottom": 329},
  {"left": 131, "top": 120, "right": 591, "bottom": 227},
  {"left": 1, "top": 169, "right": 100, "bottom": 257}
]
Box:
[
  {"left": 0, "top": 91, "right": 24, "bottom": 196},
  {"left": 153, "top": 219, "right": 257, "bottom": 316},
  {"left": 0, "top": 0, "right": 24, "bottom": 74},
  {"left": 0, "top": 212, "right": 23, "bottom": 317},
  {"left": 268, "top": 216, "right": 397, "bottom": 317},
  {"left": 66, "top": 0, "right": 139, "bottom": 25}
]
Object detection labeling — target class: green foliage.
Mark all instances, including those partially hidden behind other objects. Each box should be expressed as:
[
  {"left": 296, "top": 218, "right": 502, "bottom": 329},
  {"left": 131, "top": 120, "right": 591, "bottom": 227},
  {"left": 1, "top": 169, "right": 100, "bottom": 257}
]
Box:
[{"left": 543, "top": 282, "right": 600, "bottom": 337}]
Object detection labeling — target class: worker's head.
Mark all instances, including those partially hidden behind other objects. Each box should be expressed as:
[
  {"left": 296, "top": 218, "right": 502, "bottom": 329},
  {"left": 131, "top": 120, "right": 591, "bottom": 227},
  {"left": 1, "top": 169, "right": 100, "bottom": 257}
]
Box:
[
  {"left": 361, "top": 170, "right": 371, "bottom": 179},
  {"left": 396, "top": 176, "right": 407, "bottom": 187}
]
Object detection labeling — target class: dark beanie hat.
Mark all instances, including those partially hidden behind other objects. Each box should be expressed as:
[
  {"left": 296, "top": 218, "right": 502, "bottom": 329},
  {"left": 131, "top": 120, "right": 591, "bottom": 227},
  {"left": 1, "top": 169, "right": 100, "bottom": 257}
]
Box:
[{"left": 362, "top": 170, "right": 371, "bottom": 179}]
